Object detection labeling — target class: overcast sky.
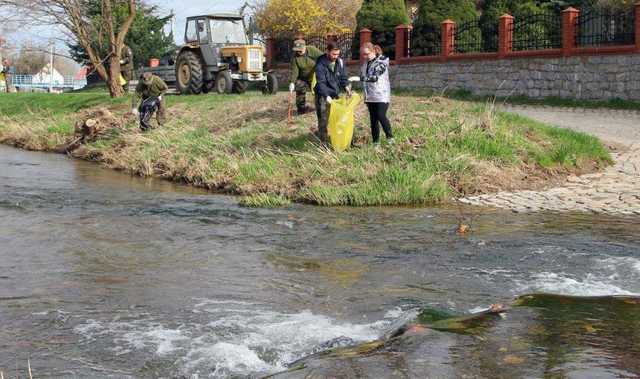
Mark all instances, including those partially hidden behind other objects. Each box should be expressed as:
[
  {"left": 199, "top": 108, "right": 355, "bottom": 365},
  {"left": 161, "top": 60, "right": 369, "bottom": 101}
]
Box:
[{"left": 9, "top": 0, "right": 243, "bottom": 50}]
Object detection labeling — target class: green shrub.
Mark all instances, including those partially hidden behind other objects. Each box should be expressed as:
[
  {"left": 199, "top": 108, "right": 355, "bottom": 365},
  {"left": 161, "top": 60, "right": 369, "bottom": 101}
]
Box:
[{"left": 355, "top": 0, "right": 409, "bottom": 32}]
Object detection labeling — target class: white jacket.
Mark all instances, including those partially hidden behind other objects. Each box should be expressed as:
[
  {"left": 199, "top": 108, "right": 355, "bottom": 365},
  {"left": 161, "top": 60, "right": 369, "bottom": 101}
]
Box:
[{"left": 360, "top": 56, "right": 391, "bottom": 103}]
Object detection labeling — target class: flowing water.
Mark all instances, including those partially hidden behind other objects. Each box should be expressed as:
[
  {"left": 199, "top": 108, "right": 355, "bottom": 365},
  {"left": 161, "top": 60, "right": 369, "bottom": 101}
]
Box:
[{"left": 1, "top": 145, "right": 639, "bottom": 378}]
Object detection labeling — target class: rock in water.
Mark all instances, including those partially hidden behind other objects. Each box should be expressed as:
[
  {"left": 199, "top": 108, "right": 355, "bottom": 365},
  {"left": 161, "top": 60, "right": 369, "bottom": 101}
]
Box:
[{"left": 268, "top": 295, "right": 640, "bottom": 378}]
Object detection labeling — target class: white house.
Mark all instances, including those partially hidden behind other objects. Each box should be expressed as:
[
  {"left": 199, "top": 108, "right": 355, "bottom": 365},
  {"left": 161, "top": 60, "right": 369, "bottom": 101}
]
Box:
[{"left": 32, "top": 63, "right": 65, "bottom": 86}]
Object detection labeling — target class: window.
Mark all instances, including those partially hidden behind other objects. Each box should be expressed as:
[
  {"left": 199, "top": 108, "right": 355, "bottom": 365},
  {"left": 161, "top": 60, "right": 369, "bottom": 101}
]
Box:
[
  {"left": 185, "top": 20, "right": 197, "bottom": 42},
  {"left": 197, "top": 19, "right": 208, "bottom": 43},
  {"left": 209, "top": 19, "right": 248, "bottom": 44}
]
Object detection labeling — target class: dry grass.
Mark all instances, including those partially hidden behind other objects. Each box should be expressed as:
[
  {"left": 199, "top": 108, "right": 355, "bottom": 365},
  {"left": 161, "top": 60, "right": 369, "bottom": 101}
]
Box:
[{"left": 0, "top": 91, "right": 612, "bottom": 207}]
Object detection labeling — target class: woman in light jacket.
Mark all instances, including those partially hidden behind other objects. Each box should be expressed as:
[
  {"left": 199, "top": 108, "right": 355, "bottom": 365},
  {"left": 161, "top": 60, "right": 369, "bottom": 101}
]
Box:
[{"left": 360, "top": 42, "right": 393, "bottom": 145}]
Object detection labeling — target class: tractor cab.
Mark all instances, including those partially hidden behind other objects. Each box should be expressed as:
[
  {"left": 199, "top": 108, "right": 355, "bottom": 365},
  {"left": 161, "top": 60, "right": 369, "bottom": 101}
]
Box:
[{"left": 185, "top": 14, "right": 248, "bottom": 45}]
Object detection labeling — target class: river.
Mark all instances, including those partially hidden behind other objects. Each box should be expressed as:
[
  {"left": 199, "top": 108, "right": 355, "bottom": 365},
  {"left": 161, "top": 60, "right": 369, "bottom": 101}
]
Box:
[{"left": 1, "top": 145, "right": 639, "bottom": 378}]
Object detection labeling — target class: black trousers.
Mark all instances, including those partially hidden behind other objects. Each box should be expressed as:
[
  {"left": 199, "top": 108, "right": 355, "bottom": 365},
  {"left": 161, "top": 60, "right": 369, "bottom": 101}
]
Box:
[{"left": 366, "top": 102, "right": 392, "bottom": 143}]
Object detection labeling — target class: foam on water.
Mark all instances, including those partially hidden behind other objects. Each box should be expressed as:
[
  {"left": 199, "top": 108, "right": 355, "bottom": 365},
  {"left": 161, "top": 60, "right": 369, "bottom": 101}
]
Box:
[
  {"left": 518, "top": 272, "right": 638, "bottom": 296},
  {"left": 74, "top": 302, "right": 412, "bottom": 377},
  {"left": 515, "top": 253, "right": 640, "bottom": 297}
]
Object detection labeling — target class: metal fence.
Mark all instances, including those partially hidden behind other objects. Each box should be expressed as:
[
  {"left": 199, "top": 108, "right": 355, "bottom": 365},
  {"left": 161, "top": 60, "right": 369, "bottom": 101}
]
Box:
[
  {"left": 512, "top": 11, "right": 562, "bottom": 51},
  {"left": 454, "top": 18, "right": 499, "bottom": 54},
  {"left": 8, "top": 74, "right": 87, "bottom": 90},
  {"left": 576, "top": 8, "right": 635, "bottom": 47},
  {"left": 272, "top": 33, "right": 356, "bottom": 64},
  {"left": 410, "top": 24, "right": 441, "bottom": 57}
]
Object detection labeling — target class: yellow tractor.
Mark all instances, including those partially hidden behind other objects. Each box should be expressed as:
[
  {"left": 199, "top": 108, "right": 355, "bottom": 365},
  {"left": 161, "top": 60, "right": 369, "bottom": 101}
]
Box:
[{"left": 150, "top": 13, "right": 278, "bottom": 95}]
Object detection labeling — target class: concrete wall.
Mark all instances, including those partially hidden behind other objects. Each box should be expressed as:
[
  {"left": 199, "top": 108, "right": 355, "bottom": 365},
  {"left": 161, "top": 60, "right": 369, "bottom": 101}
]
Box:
[{"left": 274, "top": 53, "right": 640, "bottom": 100}]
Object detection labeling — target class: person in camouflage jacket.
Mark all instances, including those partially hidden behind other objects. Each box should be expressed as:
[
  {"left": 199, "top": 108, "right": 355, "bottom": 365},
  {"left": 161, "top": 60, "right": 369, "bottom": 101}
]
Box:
[
  {"left": 132, "top": 72, "right": 168, "bottom": 130},
  {"left": 289, "top": 39, "right": 323, "bottom": 114}
]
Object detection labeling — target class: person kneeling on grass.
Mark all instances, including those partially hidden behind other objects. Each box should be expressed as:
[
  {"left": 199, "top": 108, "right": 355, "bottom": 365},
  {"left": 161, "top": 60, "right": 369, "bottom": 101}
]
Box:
[
  {"left": 314, "top": 41, "right": 351, "bottom": 145},
  {"left": 360, "top": 42, "right": 393, "bottom": 145},
  {"left": 132, "top": 72, "right": 168, "bottom": 131}
]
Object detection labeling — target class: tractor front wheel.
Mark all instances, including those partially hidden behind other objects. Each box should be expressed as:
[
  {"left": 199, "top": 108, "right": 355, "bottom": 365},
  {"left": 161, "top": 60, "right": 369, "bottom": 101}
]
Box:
[
  {"left": 262, "top": 73, "right": 278, "bottom": 95},
  {"left": 233, "top": 80, "right": 248, "bottom": 94},
  {"left": 175, "top": 50, "right": 204, "bottom": 95},
  {"left": 215, "top": 71, "right": 233, "bottom": 94}
]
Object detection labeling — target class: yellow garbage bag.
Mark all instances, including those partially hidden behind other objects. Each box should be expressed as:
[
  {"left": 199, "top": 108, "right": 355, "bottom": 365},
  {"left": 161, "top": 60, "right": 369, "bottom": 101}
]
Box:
[{"left": 328, "top": 92, "right": 361, "bottom": 152}]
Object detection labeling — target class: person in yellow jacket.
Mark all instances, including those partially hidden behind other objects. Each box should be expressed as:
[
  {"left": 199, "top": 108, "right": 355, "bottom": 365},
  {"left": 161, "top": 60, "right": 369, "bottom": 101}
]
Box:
[{"left": 0, "top": 57, "right": 9, "bottom": 93}]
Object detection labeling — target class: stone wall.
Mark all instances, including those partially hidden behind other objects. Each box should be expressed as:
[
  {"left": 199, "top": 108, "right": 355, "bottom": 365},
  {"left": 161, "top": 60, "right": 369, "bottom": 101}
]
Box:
[{"left": 274, "top": 53, "right": 640, "bottom": 100}]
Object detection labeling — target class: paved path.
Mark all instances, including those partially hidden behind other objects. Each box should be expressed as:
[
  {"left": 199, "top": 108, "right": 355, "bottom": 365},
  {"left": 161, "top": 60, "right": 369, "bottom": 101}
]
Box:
[{"left": 459, "top": 105, "right": 640, "bottom": 216}]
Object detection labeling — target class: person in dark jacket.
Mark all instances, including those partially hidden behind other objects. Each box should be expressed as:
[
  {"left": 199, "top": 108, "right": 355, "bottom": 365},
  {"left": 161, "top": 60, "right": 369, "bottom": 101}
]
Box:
[
  {"left": 314, "top": 42, "right": 351, "bottom": 145},
  {"left": 289, "top": 39, "right": 323, "bottom": 114}
]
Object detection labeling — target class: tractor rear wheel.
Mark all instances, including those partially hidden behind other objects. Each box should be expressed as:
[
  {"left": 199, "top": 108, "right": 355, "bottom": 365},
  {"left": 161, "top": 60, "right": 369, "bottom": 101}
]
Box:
[
  {"left": 175, "top": 50, "right": 204, "bottom": 95},
  {"left": 233, "top": 80, "right": 248, "bottom": 94},
  {"left": 215, "top": 71, "right": 233, "bottom": 94},
  {"left": 262, "top": 73, "right": 278, "bottom": 95}
]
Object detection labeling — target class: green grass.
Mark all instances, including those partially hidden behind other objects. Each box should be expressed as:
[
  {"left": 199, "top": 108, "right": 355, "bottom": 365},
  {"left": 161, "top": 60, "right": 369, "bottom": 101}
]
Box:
[
  {"left": 444, "top": 88, "right": 640, "bottom": 111},
  {"left": 0, "top": 91, "right": 613, "bottom": 207}
]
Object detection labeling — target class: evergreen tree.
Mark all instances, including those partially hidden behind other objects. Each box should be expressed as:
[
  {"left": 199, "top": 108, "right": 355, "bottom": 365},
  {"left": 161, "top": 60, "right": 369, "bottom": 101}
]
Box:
[
  {"left": 411, "top": 0, "right": 477, "bottom": 56},
  {"left": 69, "top": 1, "right": 175, "bottom": 70},
  {"left": 353, "top": 0, "right": 409, "bottom": 59},
  {"left": 355, "top": 0, "right": 410, "bottom": 31},
  {"left": 414, "top": 0, "right": 477, "bottom": 27}
]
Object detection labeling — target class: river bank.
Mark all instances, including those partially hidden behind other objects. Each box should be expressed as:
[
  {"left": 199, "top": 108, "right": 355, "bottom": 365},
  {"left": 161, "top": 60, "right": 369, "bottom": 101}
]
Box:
[{"left": 0, "top": 91, "right": 611, "bottom": 206}]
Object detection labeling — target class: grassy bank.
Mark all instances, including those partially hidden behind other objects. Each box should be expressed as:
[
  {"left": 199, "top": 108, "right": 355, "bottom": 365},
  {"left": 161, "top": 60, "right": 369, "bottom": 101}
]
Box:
[
  {"left": 444, "top": 89, "right": 640, "bottom": 111},
  {"left": 0, "top": 91, "right": 612, "bottom": 207}
]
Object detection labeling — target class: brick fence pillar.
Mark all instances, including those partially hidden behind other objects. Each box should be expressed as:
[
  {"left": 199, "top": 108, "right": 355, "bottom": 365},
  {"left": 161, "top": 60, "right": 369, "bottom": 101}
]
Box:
[
  {"left": 395, "top": 25, "right": 412, "bottom": 60},
  {"left": 441, "top": 19, "right": 455, "bottom": 60},
  {"left": 498, "top": 14, "right": 514, "bottom": 58},
  {"left": 635, "top": 2, "right": 640, "bottom": 51},
  {"left": 265, "top": 38, "right": 275, "bottom": 69},
  {"left": 359, "top": 28, "right": 372, "bottom": 63},
  {"left": 562, "top": 7, "right": 579, "bottom": 57}
]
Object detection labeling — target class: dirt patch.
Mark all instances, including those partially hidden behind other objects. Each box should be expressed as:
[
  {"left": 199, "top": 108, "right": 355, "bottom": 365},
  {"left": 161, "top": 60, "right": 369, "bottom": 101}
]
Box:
[{"left": 460, "top": 157, "right": 604, "bottom": 197}]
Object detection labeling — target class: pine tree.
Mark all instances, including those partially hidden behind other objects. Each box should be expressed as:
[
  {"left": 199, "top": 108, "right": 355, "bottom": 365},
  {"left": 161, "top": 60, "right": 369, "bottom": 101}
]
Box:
[
  {"left": 414, "top": 0, "right": 477, "bottom": 27},
  {"left": 410, "top": 0, "right": 476, "bottom": 56},
  {"left": 353, "top": 0, "right": 409, "bottom": 59},
  {"left": 355, "top": 0, "right": 410, "bottom": 31}
]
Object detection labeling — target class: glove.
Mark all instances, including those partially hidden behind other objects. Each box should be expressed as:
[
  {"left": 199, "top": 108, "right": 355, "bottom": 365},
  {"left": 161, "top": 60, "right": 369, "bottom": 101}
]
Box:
[
  {"left": 326, "top": 96, "right": 333, "bottom": 104},
  {"left": 158, "top": 95, "right": 163, "bottom": 101},
  {"left": 289, "top": 83, "right": 295, "bottom": 93},
  {"left": 348, "top": 76, "right": 361, "bottom": 82},
  {"left": 131, "top": 108, "right": 139, "bottom": 116}
]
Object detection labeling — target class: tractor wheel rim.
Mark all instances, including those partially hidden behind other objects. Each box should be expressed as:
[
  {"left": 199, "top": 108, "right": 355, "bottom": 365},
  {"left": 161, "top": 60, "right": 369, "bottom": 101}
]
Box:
[{"left": 179, "top": 64, "right": 191, "bottom": 85}]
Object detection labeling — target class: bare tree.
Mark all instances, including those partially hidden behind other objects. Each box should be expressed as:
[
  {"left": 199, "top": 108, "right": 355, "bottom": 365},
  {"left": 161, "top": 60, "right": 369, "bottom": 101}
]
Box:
[{"left": 0, "top": 0, "right": 136, "bottom": 97}]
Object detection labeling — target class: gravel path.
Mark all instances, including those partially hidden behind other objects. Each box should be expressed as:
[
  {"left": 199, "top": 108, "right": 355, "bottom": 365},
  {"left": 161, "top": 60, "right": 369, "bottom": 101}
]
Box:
[{"left": 459, "top": 105, "right": 640, "bottom": 216}]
